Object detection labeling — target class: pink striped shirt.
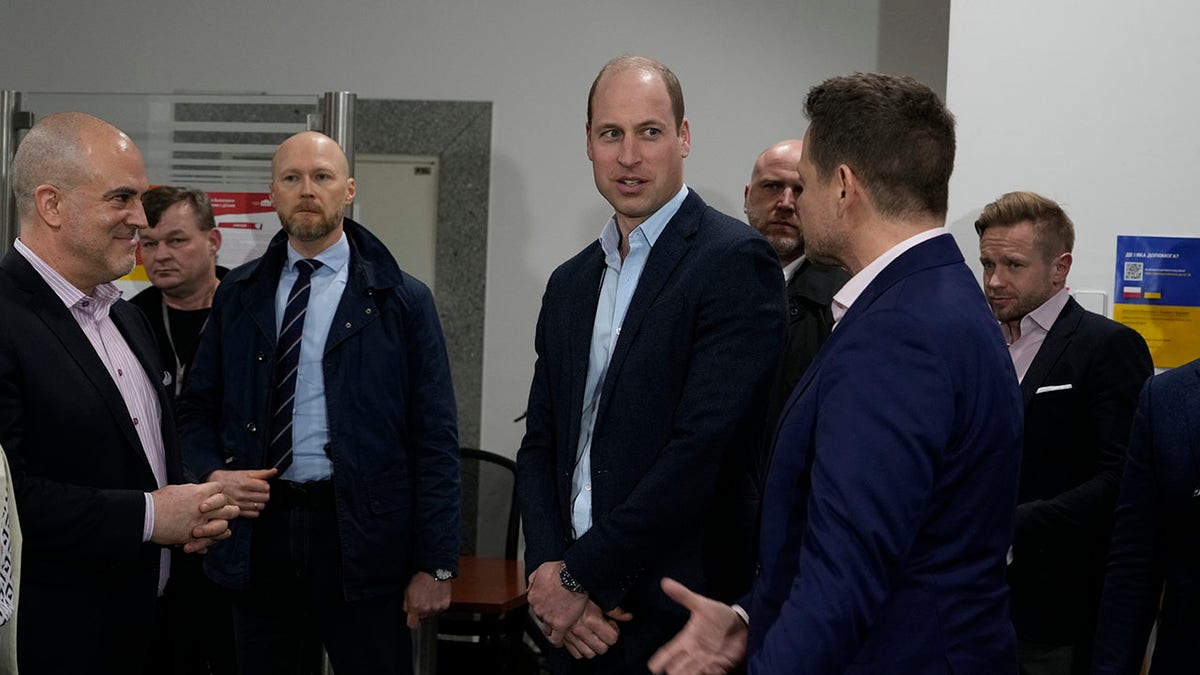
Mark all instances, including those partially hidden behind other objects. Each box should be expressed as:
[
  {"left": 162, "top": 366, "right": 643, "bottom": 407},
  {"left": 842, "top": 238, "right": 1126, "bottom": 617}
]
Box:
[{"left": 15, "top": 240, "right": 170, "bottom": 592}]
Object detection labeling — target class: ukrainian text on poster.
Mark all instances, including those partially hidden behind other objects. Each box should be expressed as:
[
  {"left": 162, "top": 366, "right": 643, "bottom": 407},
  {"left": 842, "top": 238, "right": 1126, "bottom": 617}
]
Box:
[{"left": 1113, "top": 235, "right": 1200, "bottom": 368}]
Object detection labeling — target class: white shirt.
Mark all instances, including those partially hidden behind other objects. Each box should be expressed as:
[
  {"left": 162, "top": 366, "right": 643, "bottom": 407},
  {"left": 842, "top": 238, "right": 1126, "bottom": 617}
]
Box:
[{"left": 831, "top": 228, "right": 949, "bottom": 327}]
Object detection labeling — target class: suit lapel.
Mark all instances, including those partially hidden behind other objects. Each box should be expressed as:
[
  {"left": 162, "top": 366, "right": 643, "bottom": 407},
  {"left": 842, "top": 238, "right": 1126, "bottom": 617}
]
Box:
[
  {"left": 1019, "top": 298, "right": 1083, "bottom": 409},
  {"left": 2, "top": 251, "right": 158, "bottom": 481},
  {"left": 594, "top": 192, "right": 700, "bottom": 422},
  {"left": 776, "top": 234, "right": 963, "bottom": 423},
  {"left": 112, "top": 301, "right": 181, "bottom": 483},
  {"left": 564, "top": 247, "right": 606, "bottom": 461}
]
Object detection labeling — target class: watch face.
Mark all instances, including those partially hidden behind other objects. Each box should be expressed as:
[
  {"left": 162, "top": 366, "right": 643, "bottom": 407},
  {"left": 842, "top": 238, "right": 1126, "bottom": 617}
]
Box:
[{"left": 432, "top": 569, "right": 453, "bottom": 582}]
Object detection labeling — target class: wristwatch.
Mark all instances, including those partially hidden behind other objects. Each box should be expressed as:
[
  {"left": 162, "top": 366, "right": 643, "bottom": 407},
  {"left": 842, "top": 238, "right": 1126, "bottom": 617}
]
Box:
[
  {"left": 559, "top": 562, "right": 586, "bottom": 594},
  {"left": 425, "top": 568, "right": 456, "bottom": 582}
]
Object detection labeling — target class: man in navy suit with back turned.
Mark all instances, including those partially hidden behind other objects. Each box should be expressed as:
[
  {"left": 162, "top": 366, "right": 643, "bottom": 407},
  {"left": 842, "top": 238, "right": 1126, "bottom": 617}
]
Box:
[
  {"left": 975, "top": 191, "right": 1152, "bottom": 675},
  {"left": 1092, "top": 358, "right": 1200, "bottom": 675},
  {"left": 650, "top": 73, "right": 1023, "bottom": 674},
  {"left": 0, "top": 112, "right": 238, "bottom": 674},
  {"left": 517, "top": 55, "right": 786, "bottom": 674}
]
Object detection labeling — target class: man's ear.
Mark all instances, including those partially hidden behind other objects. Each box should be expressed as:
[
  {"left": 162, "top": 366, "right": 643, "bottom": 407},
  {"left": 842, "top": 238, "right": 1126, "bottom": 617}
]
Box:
[
  {"left": 34, "top": 184, "right": 65, "bottom": 227},
  {"left": 1052, "top": 251, "right": 1073, "bottom": 285},
  {"left": 835, "top": 164, "right": 856, "bottom": 211},
  {"left": 208, "top": 228, "right": 222, "bottom": 256}
]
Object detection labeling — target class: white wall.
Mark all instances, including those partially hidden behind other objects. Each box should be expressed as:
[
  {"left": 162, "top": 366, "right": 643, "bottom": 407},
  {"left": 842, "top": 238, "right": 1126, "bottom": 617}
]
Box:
[
  {"left": 2, "top": 0, "right": 947, "bottom": 457},
  {"left": 946, "top": 1, "right": 1200, "bottom": 309}
]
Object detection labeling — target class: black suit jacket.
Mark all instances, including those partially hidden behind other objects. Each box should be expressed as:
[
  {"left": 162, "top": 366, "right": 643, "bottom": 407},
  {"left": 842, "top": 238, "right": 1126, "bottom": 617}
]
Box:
[
  {"left": 1008, "top": 297, "right": 1152, "bottom": 657},
  {"left": 728, "top": 258, "right": 848, "bottom": 599},
  {"left": 766, "top": 259, "right": 850, "bottom": 424},
  {"left": 1092, "top": 359, "right": 1200, "bottom": 675},
  {"left": 0, "top": 248, "right": 181, "bottom": 673},
  {"left": 517, "top": 190, "right": 786, "bottom": 672}
]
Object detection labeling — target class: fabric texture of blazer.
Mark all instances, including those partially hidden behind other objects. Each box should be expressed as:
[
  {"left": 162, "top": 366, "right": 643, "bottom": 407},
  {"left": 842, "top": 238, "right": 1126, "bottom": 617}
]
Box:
[
  {"left": 1007, "top": 296, "right": 1152, "bottom": 667},
  {"left": 517, "top": 189, "right": 786, "bottom": 673},
  {"left": 1092, "top": 359, "right": 1200, "bottom": 675},
  {"left": 749, "top": 233, "right": 1023, "bottom": 674},
  {"left": 0, "top": 247, "right": 182, "bottom": 673}
]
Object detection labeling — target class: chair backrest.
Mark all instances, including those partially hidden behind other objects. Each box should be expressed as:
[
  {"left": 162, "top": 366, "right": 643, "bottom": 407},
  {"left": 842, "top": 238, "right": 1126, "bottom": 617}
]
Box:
[{"left": 459, "top": 448, "right": 519, "bottom": 559}]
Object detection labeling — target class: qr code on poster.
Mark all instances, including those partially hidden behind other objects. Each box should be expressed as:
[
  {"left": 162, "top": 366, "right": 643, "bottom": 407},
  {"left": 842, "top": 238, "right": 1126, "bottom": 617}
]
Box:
[{"left": 1124, "top": 262, "right": 1144, "bottom": 282}]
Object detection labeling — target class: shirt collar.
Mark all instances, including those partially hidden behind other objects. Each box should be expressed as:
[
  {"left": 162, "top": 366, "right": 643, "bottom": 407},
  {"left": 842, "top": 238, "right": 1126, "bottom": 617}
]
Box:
[
  {"left": 598, "top": 184, "right": 689, "bottom": 259},
  {"left": 782, "top": 255, "right": 806, "bottom": 283},
  {"left": 1026, "top": 286, "right": 1070, "bottom": 333},
  {"left": 14, "top": 238, "right": 122, "bottom": 318},
  {"left": 286, "top": 229, "right": 350, "bottom": 273},
  {"left": 831, "top": 228, "right": 948, "bottom": 326}
]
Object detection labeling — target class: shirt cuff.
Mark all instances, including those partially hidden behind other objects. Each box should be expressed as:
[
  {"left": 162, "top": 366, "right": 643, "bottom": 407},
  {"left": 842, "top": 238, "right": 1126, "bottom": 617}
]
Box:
[
  {"left": 142, "top": 492, "right": 155, "bottom": 543},
  {"left": 730, "top": 603, "right": 750, "bottom": 626}
]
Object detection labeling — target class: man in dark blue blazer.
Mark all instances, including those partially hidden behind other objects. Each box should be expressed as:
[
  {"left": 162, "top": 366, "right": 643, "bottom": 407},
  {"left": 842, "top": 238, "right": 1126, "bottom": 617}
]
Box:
[
  {"left": 179, "top": 132, "right": 460, "bottom": 674},
  {"left": 976, "top": 191, "right": 1152, "bottom": 675},
  {"left": 517, "top": 56, "right": 786, "bottom": 674},
  {"left": 1092, "top": 359, "right": 1200, "bottom": 675},
  {"left": 650, "top": 73, "right": 1023, "bottom": 675}
]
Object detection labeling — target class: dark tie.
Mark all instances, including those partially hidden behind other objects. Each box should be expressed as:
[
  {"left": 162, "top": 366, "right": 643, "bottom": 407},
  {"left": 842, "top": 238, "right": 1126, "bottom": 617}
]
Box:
[{"left": 266, "top": 258, "right": 323, "bottom": 474}]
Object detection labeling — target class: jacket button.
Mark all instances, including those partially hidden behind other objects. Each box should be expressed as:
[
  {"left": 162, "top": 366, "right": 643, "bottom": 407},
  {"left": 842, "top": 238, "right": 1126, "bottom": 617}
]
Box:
[
  {"left": 256, "top": 352, "right": 265, "bottom": 361},
  {"left": 365, "top": 308, "right": 373, "bottom": 315},
  {"left": 345, "top": 322, "right": 352, "bottom": 329},
  {"left": 245, "top": 422, "right": 257, "bottom": 433}
]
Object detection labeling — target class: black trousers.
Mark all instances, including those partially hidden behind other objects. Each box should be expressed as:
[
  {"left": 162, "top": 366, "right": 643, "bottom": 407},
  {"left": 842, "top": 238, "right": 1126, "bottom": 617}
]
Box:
[{"left": 231, "top": 480, "right": 412, "bottom": 675}]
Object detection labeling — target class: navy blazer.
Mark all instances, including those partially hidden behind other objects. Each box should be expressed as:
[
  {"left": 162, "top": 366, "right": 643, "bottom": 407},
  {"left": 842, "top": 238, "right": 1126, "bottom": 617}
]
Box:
[
  {"left": 750, "top": 234, "right": 1023, "bottom": 674},
  {"left": 178, "top": 219, "right": 460, "bottom": 600},
  {"left": 0, "top": 247, "right": 182, "bottom": 671},
  {"left": 1008, "top": 297, "right": 1151, "bottom": 655},
  {"left": 517, "top": 189, "right": 786, "bottom": 671},
  {"left": 1092, "top": 360, "right": 1200, "bottom": 675}
]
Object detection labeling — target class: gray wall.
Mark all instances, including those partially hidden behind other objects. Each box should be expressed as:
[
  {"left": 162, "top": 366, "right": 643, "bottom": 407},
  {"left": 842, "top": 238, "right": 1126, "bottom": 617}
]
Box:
[
  {"left": 1, "top": 0, "right": 949, "bottom": 457},
  {"left": 946, "top": 1, "right": 1200, "bottom": 315}
]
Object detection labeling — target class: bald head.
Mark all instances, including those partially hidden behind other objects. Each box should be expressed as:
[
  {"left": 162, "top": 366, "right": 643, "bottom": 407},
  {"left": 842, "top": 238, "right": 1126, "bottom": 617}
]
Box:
[
  {"left": 269, "top": 131, "right": 355, "bottom": 256},
  {"left": 744, "top": 139, "right": 806, "bottom": 265},
  {"left": 271, "top": 131, "right": 350, "bottom": 177},
  {"left": 10, "top": 112, "right": 148, "bottom": 293},
  {"left": 12, "top": 112, "right": 135, "bottom": 225}
]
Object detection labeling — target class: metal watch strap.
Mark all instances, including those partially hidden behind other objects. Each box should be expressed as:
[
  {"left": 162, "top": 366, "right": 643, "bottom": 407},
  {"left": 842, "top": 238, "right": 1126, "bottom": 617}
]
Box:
[
  {"left": 426, "top": 568, "right": 455, "bottom": 582},
  {"left": 559, "top": 562, "right": 586, "bottom": 593}
]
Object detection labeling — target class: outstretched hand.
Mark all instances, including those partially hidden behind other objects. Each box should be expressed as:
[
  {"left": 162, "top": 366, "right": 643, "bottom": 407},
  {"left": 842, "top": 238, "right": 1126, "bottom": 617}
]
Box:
[{"left": 647, "top": 577, "right": 747, "bottom": 675}]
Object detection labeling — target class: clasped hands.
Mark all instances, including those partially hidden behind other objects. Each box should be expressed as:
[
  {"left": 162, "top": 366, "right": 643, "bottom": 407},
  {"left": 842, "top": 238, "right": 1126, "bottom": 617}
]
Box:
[
  {"left": 527, "top": 560, "right": 632, "bottom": 660},
  {"left": 150, "top": 467, "right": 285, "bottom": 553},
  {"left": 149, "top": 481, "right": 240, "bottom": 553}
]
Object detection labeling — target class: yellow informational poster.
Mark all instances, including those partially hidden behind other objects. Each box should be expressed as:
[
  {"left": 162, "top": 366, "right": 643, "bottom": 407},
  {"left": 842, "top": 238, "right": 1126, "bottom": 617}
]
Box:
[{"left": 1113, "top": 236, "right": 1200, "bottom": 368}]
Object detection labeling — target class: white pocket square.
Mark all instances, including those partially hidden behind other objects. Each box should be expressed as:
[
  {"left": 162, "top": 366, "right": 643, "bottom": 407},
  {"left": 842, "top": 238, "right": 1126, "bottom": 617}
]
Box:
[{"left": 1035, "top": 384, "right": 1073, "bottom": 394}]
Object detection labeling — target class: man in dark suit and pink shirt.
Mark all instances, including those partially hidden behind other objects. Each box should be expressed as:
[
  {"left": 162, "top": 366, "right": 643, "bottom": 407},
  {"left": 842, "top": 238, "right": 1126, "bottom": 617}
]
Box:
[
  {"left": 976, "top": 191, "right": 1152, "bottom": 675},
  {"left": 0, "top": 111, "right": 237, "bottom": 674}
]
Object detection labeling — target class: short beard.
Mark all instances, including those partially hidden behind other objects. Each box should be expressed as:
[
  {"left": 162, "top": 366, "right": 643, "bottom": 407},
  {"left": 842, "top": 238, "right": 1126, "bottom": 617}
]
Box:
[{"left": 280, "top": 212, "right": 341, "bottom": 242}]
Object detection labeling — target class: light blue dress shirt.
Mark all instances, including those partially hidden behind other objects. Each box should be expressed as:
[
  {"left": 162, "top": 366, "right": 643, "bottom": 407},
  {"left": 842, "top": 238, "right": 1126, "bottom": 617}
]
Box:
[
  {"left": 571, "top": 185, "right": 689, "bottom": 538},
  {"left": 274, "top": 232, "right": 350, "bottom": 482}
]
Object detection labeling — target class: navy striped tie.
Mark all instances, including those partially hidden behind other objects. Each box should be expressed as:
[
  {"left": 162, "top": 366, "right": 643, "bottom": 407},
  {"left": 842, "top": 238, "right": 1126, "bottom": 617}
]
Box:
[{"left": 266, "top": 258, "right": 322, "bottom": 474}]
